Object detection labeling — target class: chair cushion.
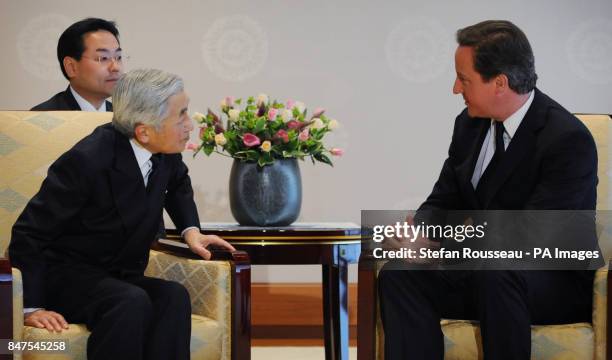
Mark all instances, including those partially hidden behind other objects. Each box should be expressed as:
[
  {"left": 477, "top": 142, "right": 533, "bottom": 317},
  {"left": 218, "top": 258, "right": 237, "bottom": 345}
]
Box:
[
  {"left": 22, "top": 314, "right": 221, "bottom": 360},
  {"left": 441, "top": 319, "right": 594, "bottom": 360}
]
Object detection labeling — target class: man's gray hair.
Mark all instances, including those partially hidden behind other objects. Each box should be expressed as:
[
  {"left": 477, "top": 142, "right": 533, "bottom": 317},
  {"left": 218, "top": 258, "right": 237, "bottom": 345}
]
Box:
[{"left": 112, "top": 68, "right": 184, "bottom": 137}]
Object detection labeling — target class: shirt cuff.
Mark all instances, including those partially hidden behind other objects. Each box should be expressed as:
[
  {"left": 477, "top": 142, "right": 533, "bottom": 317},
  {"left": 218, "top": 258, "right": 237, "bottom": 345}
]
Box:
[
  {"left": 181, "top": 226, "right": 200, "bottom": 237},
  {"left": 24, "top": 307, "right": 43, "bottom": 314}
]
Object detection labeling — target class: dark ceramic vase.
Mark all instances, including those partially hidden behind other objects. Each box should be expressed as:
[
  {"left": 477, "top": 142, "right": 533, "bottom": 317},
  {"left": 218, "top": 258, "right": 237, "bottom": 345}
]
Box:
[{"left": 229, "top": 158, "right": 302, "bottom": 226}]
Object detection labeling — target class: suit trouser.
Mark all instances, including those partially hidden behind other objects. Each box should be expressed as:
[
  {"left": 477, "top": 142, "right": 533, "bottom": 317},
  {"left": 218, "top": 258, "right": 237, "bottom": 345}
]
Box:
[
  {"left": 46, "top": 270, "right": 191, "bottom": 360},
  {"left": 378, "top": 264, "right": 593, "bottom": 360}
]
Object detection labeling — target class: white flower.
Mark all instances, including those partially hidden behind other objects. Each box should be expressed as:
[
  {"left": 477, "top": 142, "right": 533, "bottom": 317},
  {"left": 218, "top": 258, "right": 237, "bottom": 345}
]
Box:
[
  {"left": 192, "top": 112, "right": 206, "bottom": 122},
  {"left": 256, "top": 93, "right": 269, "bottom": 106},
  {"left": 260, "top": 140, "right": 272, "bottom": 152},
  {"left": 214, "top": 133, "right": 227, "bottom": 146},
  {"left": 228, "top": 109, "right": 240, "bottom": 121},
  {"left": 311, "top": 118, "right": 324, "bottom": 129},
  {"left": 281, "top": 109, "right": 293, "bottom": 122},
  {"left": 294, "top": 101, "right": 306, "bottom": 114},
  {"left": 328, "top": 119, "right": 340, "bottom": 130}
]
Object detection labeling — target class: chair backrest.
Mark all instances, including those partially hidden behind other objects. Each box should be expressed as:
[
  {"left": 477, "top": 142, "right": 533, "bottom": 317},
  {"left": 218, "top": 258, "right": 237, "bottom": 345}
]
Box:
[
  {"left": 576, "top": 114, "right": 612, "bottom": 210},
  {"left": 0, "top": 111, "right": 112, "bottom": 255},
  {"left": 577, "top": 114, "right": 612, "bottom": 263}
]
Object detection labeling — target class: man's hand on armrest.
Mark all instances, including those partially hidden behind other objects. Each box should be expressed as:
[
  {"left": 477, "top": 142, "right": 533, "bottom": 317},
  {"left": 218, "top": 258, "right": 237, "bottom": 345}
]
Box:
[
  {"left": 183, "top": 228, "right": 236, "bottom": 260},
  {"left": 24, "top": 309, "right": 69, "bottom": 332}
]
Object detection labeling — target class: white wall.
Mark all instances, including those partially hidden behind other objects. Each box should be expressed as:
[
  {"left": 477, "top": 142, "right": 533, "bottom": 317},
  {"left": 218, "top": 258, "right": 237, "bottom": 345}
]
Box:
[{"left": 2, "top": 0, "right": 611, "bottom": 282}]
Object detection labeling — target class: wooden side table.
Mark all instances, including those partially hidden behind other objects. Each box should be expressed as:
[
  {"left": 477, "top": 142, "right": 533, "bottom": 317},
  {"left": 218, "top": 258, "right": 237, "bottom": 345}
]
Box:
[{"left": 161, "top": 222, "right": 361, "bottom": 360}]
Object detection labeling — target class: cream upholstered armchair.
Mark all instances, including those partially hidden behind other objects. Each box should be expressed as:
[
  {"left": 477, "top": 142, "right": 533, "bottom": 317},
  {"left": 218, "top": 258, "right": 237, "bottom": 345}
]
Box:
[
  {"left": 0, "top": 111, "right": 251, "bottom": 360},
  {"left": 357, "top": 114, "right": 612, "bottom": 360}
]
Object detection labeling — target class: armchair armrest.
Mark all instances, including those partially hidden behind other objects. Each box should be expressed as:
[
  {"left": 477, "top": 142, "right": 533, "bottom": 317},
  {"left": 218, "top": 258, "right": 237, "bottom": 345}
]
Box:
[
  {"left": 151, "top": 238, "right": 251, "bottom": 360},
  {"left": 1, "top": 258, "right": 21, "bottom": 360},
  {"left": 591, "top": 262, "right": 608, "bottom": 360}
]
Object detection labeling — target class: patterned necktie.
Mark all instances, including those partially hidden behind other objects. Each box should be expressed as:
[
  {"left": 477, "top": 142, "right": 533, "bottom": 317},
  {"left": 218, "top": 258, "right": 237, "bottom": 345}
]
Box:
[{"left": 145, "top": 154, "right": 160, "bottom": 187}]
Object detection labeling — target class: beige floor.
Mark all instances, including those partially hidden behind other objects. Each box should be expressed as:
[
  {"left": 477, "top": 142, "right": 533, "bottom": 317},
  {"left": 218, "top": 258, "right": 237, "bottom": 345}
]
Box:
[{"left": 252, "top": 347, "right": 357, "bottom": 360}]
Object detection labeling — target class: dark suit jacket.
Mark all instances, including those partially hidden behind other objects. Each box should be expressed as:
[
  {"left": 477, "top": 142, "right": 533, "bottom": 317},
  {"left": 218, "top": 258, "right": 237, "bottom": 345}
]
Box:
[
  {"left": 9, "top": 123, "right": 199, "bottom": 308},
  {"left": 420, "top": 88, "right": 597, "bottom": 212},
  {"left": 417, "top": 88, "right": 599, "bottom": 276},
  {"left": 31, "top": 86, "right": 113, "bottom": 111}
]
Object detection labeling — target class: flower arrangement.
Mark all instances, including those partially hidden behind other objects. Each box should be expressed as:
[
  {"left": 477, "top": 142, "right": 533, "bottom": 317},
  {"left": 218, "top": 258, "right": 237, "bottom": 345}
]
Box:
[{"left": 189, "top": 94, "right": 343, "bottom": 167}]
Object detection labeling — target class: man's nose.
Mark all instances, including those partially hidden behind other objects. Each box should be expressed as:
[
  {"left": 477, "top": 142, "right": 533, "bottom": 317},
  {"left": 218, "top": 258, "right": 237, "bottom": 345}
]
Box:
[
  {"left": 109, "top": 59, "right": 122, "bottom": 72},
  {"left": 452, "top": 78, "right": 462, "bottom": 94}
]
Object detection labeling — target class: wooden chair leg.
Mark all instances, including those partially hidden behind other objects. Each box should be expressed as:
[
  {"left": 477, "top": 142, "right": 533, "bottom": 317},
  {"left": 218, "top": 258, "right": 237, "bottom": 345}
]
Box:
[
  {"left": 0, "top": 259, "right": 13, "bottom": 360},
  {"left": 358, "top": 253, "right": 377, "bottom": 360}
]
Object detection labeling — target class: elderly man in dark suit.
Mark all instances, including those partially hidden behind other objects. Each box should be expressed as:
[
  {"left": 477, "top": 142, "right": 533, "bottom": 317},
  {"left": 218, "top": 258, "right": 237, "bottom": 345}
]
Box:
[
  {"left": 378, "top": 20, "right": 597, "bottom": 359},
  {"left": 31, "top": 18, "right": 123, "bottom": 111},
  {"left": 9, "top": 68, "right": 234, "bottom": 360}
]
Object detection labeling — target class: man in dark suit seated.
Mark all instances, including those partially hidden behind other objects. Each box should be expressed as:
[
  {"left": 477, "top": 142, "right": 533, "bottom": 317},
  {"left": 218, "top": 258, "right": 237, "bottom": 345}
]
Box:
[
  {"left": 378, "top": 20, "right": 598, "bottom": 359},
  {"left": 31, "top": 17, "right": 123, "bottom": 112},
  {"left": 9, "top": 68, "right": 235, "bottom": 360}
]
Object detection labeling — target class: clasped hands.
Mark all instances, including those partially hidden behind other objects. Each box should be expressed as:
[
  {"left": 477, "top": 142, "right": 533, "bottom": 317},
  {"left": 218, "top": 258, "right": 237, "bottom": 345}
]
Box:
[{"left": 382, "top": 215, "right": 441, "bottom": 265}]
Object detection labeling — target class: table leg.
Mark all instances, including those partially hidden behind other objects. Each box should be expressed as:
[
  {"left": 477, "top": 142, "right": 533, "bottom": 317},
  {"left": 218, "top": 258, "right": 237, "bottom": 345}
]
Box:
[{"left": 322, "top": 261, "right": 349, "bottom": 360}]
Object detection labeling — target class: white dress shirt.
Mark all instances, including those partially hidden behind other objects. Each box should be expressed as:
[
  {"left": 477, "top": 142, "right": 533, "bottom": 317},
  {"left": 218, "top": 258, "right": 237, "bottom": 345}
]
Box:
[
  {"left": 471, "top": 91, "right": 535, "bottom": 188},
  {"left": 129, "top": 139, "right": 154, "bottom": 186},
  {"left": 70, "top": 86, "right": 108, "bottom": 112}
]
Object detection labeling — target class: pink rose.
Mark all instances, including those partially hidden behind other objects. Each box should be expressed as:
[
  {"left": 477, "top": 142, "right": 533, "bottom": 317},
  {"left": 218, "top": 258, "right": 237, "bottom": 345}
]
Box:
[
  {"left": 286, "top": 99, "right": 295, "bottom": 110},
  {"left": 185, "top": 143, "right": 199, "bottom": 151},
  {"left": 311, "top": 107, "right": 325, "bottom": 118},
  {"left": 286, "top": 120, "right": 301, "bottom": 130},
  {"left": 199, "top": 126, "right": 206, "bottom": 139},
  {"left": 298, "top": 129, "right": 309, "bottom": 141},
  {"left": 268, "top": 108, "right": 279, "bottom": 121},
  {"left": 243, "top": 133, "right": 261, "bottom": 147},
  {"left": 330, "top": 148, "right": 344, "bottom": 156},
  {"left": 274, "top": 129, "right": 289, "bottom": 143},
  {"left": 221, "top": 96, "right": 234, "bottom": 109}
]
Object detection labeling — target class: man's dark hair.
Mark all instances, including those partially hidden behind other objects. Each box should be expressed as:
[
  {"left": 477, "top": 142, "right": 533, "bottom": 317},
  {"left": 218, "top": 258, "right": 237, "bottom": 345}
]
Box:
[
  {"left": 57, "top": 18, "right": 120, "bottom": 80},
  {"left": 456, "top": 20, "right": 537, "bottom": 94}
]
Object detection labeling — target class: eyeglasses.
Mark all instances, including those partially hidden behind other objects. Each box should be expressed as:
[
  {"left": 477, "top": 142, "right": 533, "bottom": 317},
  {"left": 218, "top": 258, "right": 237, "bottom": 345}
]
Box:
[{"left": 81, "top": 53, "right": 129, "bottom": 66}]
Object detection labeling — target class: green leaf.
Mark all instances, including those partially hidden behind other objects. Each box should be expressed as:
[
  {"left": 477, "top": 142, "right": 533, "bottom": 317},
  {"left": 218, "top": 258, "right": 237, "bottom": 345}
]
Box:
[
  {"left": 314, "top": 153, "right": 333, "bottom": 166},
  {"left": 254, "top": 118, "right": 266, "bottom": 133},
  {"left": 203, "top": 144, "right": 215, "bottom": 156}
]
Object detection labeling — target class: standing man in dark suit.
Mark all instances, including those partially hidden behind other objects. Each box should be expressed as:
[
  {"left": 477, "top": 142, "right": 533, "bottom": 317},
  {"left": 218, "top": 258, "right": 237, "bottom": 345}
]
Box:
[
  {"left": 10, "top": 68, "right": 235, "bottom": 360},
  {"left": 31, "top": 18, "right": 123, "bottom": 111},
  {"left": 378, "top": 20, "right": 597, "bottom": 359}
]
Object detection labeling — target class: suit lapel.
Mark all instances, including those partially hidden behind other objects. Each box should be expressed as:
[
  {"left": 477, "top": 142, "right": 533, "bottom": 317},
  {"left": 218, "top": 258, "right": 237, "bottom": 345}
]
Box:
[
  {"left": 62, "top": 87, "right": 82, "bottom": 110},
  {"left": 109, "top": 130, "right": 148, "bottom": 236},
  {"left": 478, "top": 89, "right": 547, "bottom": 208}
]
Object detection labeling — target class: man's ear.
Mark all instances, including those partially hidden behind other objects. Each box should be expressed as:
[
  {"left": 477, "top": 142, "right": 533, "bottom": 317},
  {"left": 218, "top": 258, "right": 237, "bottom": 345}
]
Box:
[
  {"left": 494, "top": 74, "right": 509, "bottom": 95},
  {"left": 133, "top": 124, "right": 150, "bottom": 144},
  {"left": 63, "top": 57, "right": 78, "bottom": 79}
]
